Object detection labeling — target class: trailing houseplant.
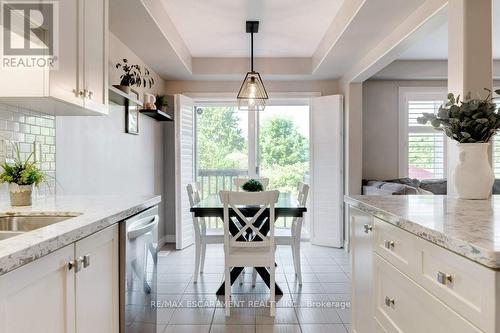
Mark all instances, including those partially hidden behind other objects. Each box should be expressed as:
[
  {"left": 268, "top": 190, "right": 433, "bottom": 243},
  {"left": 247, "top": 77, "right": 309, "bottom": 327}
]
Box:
[
  {"left": 417, "top": 89, "right": 500, "bottom": 199},
  {"left": 242, "top": 179, "right": 264, "bottom": 192},
  {"left": 0, "top": 144, "right": 45, "bottom": 206},
  {"left": 114, "top": 58, "right": 155, "bottom": 93}
]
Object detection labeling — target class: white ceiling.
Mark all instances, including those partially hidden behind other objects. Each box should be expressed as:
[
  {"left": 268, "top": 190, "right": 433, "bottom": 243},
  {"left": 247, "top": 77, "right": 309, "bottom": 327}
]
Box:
[
  {"left": 160, "top": 0, "right": 344, "bottom": 58},
  {"left": 400, "top": 0, "right": 500, "bottom": 60}
]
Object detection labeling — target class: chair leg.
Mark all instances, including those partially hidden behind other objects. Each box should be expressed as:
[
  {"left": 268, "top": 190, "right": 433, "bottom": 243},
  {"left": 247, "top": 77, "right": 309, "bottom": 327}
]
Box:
[
  {"left": 225, "top": 267, "right": 231, "bottom": 316},
  {"left": 200, "top": 241, "right": 207, "bottom": 274},
  {"left": 292, "top": 241, "right": 302, "bottom": 285},
  {"left": 193, "top": 242, "right": 201, "bottom": 283},
  {"left": 270, "top": 264, "right": 276, "bottom": 317},
  {"left": 252, "top": 268, "right": 257, "bottom": 287}
]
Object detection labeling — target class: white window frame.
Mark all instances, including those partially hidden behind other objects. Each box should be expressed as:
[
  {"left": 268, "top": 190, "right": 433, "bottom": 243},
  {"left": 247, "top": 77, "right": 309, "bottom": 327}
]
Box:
[{"left": 398, "top": 87, "right": 448, "bottom": 178}]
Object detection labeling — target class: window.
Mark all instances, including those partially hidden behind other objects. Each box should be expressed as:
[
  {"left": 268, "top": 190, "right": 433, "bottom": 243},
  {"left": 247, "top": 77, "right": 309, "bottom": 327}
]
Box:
[{"left": 399, "top": 88, "right": 447, "bottom": 180}]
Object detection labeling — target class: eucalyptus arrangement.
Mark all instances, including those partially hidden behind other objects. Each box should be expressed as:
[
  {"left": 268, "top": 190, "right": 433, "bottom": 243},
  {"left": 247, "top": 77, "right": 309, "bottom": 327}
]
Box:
[
  {"left": 242, "top": 179, "right": 264, "bottom": 192},
  {"left": 417, "top": 89, "right": 500, "bottom": 143},
  {"left": 417, "top": 89, "right": 500, "bottom": 199},
  {"left": 0, "top": 144, "right": 45, "bottom": 206},
  {"left": 114, "top": 58, "right": 155, "bottom": 93}
]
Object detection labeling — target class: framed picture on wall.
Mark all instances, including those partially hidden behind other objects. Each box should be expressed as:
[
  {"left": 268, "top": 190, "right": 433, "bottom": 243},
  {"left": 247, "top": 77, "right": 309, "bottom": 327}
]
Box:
[{"left": 126, "top": 104, "right": 139, "bottom": 135}]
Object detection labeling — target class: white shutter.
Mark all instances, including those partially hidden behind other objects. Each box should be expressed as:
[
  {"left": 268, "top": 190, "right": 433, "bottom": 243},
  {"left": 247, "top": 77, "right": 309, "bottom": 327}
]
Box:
[
  {"left": 174, "top": 95, "right": 195, "bottom": 249},
  {"left": 309, "top": 95, "right": 343, "bottom": 248}
]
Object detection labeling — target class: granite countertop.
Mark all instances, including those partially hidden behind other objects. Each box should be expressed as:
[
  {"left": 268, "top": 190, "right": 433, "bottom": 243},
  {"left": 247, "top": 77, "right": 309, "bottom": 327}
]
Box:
[
  {"left": 345, "top": 195, "right": 500, "bottom": 269},
  {"left": 0, "top": 195, "right": 161, "bottom": 276}
]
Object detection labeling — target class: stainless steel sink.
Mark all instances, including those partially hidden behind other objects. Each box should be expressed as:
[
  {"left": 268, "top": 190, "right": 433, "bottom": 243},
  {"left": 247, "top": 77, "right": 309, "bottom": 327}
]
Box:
[{"left": 0, "top": 214, "right": 80, "bottom": 240}]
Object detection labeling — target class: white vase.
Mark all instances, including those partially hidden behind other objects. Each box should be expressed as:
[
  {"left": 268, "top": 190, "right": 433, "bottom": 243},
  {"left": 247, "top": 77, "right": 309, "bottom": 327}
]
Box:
[{"left": 453, "top": 143, "right": 494, "bottom": 199}]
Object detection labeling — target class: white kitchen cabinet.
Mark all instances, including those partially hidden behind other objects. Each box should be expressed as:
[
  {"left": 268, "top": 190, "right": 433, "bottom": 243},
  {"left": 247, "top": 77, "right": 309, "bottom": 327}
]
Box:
[
  {"left": 0, "top": 224, "right": 118, "bottom": 333},
  {"left": 0, "top": 244, "right": 76, "bottom": 333},
  {"left": 0, "top": 0, "right": 108, "bottom": 115},
  {"left": 76, "top": 224, "right": 119, "bottom": 333},
  {"left": 350, "top": 207, "right": 375, "bottom": 333}
]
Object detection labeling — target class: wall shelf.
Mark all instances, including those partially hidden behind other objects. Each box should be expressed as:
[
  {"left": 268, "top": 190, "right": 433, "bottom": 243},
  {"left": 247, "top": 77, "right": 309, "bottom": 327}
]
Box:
[
  {"left": 108, "top": 86, "right": 143, "bottom": 107},
  {"left": 139, "top": 109, "right": 173, "bottom": 121}
]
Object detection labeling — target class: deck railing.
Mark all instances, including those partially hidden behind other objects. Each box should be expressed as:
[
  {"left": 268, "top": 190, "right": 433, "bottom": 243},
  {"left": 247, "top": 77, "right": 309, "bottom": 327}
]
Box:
[{"left": 196, "top": 168, "right": 292, "bottom": 229}]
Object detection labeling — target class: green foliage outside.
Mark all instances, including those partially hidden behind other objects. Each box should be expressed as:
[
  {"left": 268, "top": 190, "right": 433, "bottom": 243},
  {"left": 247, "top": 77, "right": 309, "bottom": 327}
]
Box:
[
  {"left": 196, "top": 107, "right": 309, "bottom": 195},
  {"left": 408, "top": 136, "right": 441, "bottom": 170}
]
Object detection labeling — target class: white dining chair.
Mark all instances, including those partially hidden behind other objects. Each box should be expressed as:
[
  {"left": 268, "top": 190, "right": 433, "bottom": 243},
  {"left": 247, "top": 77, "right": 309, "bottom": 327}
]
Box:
[
  {"left": 233, "top": 177, "right": 269, "bottom": 191},
  {"left": 272, "top": 182, "right": 309, "bottom": 285},
  {"left": 220, "top": 190, "right": 279, "bottom": 317},
  {"left": 187, "top": 183, "right": 224, "bottom": 282}
]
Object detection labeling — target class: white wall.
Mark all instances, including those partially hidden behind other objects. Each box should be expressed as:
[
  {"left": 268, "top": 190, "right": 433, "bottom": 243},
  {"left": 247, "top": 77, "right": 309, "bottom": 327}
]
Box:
[{"left": 56, "top": 33, "right": 169, "bottom": 240}]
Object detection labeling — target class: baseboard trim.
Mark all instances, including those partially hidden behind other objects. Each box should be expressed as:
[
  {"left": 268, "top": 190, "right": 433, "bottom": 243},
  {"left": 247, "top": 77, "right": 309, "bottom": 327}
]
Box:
[{"left": 158, "top": 235, "right": 176, "bottom": 249}]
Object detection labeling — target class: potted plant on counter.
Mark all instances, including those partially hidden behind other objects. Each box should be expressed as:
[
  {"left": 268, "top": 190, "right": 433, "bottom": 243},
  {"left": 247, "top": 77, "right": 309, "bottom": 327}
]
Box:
[
  {"left": 242, "top": 179, "right": 264, "bottom": 192},
  {"left": 417, "top": 89, "right": 500, "bottom": 199},
  {"left": 0, "top": 144, "right": 45, "bottom": 206}
]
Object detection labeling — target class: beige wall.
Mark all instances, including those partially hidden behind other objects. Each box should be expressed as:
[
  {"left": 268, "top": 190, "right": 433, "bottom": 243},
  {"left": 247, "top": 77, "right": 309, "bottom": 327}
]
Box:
[
  {"left": 165, "top": 79, "right": 339, "bottom": 96},
  {"left": 362, "top": 80, "right": 447, "bottom": 180}
]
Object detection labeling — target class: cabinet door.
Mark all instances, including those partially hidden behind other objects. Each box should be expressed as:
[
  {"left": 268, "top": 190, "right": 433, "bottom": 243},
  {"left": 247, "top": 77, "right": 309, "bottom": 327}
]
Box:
[
  {"left": 75, "top": 224, "right": 119, "bottom": 333},
  {"left": 0, "top": 245, "right": 75, "bottom": 333},
  {"left": 82, "top": 0, "right": 109, "bottom": 114},
  {"left": 49, "top": 0, "right": 83, "bottom": 108},
  {"left": 350, "top": 207, "right": 375, "bottom": 333}
]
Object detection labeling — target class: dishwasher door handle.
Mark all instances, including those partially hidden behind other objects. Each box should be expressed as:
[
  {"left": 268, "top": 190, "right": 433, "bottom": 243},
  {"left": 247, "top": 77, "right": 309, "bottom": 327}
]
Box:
[{"left": 127, "top": 215, "right": 159, "bottom": 240}]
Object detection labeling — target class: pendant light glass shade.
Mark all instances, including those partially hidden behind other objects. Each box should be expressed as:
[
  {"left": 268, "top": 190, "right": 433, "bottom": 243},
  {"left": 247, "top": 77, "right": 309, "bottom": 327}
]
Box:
[
  {"left": 237, "top": 21, "right": 268, "bottom": 111},
  {"left": 237, "top": 71, "right": 268, "bottom": 111}
]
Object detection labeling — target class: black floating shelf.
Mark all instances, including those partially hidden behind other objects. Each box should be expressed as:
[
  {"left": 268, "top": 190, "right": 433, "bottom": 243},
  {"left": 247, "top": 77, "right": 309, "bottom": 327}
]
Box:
[
  {"left": 139, "top": 109, "right": 173, "bottom": 121},
  {"left": 108, "top": 86, "right": 143, "bottom": 107}
]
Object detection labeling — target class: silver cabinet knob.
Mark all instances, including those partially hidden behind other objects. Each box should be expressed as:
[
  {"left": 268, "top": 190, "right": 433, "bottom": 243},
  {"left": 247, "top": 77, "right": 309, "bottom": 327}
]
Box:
[
  {"left": 363, "top": 224, "right": 373, "bottom": 233},
  {"left": 437, "top": 271, "right": 453, "bottom": 285},
  {"left": 384, "top": 296, "right": 395, "bottom": 307},
  {"left": 75, "top": 256, "right": 84, "bottom": 273},
  {"left": 68, "top": 260, "right": 75, "bottom": 270},
  {"left": 384, "top": 240, "right": 395, "bottom": 250},
  {"left": 73, "top": 89, "right": 85, "bottom": 97},
  {"left": 88, "top": 91, "right": 94, "bottom": 99},
  {"left": 83, "top": 254, "right": 91, "bottom": 268}
]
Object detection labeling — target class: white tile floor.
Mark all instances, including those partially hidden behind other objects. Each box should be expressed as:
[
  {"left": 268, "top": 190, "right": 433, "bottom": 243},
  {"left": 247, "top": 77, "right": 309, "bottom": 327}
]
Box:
[{"left": 155, "top": 242, "right": 351, "bottom": 333}]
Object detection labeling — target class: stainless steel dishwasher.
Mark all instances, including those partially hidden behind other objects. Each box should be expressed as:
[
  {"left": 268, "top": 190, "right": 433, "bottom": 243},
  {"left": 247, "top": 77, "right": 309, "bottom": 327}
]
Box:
[{"left": 120, "top": 205, "right": 159, "bottom": 332}]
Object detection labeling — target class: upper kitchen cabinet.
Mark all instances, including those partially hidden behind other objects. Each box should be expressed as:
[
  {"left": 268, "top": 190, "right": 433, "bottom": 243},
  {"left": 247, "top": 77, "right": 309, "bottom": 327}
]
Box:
[{"left": 0, "top": 0, "right": 108, "bottom": 115}]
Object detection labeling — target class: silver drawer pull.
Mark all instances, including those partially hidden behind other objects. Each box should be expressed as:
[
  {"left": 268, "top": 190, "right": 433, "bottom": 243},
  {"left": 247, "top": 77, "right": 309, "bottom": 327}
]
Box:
[
  {"left": 363, "top": 224, "right": 373, "bottom": 233},
  {"left": 83, "top": 254, "right": 91, "bottom": 268},
  {"left": 384, "top": 240, "right": 395, "bottom": 250},
  {"left": 68, "top": 260, "right": 75, "bottom": 271},
  {"left": 437, "top": 271, "right": 453, "bottom": 285},
  {"left": 384, "top": 296, "right": 395, "bottom": 307}
]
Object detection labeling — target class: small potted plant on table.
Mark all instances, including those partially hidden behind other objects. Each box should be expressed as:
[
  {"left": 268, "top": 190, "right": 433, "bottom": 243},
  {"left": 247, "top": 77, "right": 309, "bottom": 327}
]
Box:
[
  {"left": 242, "top": 179, "right": 264, "bottom": 192},
  {"left": 0, "top": 144, "right": 45, "bottom": 206}
]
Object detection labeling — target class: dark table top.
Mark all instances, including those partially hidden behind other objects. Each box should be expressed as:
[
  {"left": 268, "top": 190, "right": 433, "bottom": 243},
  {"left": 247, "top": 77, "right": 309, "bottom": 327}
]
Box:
[{"left": 190, "top": 192, "right": 307, "bottom": 218}]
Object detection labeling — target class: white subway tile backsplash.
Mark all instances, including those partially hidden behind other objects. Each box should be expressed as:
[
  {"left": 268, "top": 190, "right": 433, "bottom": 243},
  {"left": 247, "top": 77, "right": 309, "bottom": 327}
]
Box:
[{"left": 0, "top": 103, "right": 55, "bottom": 198}]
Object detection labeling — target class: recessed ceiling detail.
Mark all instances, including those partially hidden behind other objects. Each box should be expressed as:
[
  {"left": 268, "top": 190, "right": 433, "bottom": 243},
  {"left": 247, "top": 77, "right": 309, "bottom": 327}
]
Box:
[{"left": 160, "top": 0, "right": 344, "bottom": 58}]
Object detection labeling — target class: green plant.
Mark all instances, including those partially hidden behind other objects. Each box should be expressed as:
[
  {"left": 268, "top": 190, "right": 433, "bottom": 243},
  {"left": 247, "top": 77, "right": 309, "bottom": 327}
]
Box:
[
  {"left": 115, "top": 58, "right": 155, "bottom": 88},
  {"left": 242, "top": 179, "right": 264, "bottom": 192},
  {"left": 417, "top": 89, "right": 500, "bottom": 143},
  {"left": 155, "top": 94, "right": 168, "bottom": 110},
  {"left": 0, "top": 144, "right": 45, "bottom": 186}
]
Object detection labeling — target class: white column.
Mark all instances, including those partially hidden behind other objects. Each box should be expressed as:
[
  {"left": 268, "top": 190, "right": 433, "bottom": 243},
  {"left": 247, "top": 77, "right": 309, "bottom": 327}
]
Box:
[{"left": 447, "top": 0, "right": 492, "bottom": 196}]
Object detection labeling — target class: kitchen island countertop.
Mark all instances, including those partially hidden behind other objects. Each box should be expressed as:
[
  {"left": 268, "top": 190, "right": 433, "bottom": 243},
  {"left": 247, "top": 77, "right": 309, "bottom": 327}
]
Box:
[
  {"left": 345, "top": 195, "right": 500, "bottom": 269},
  {"left": 0, "top": 195, "right": 161, "bottom": 276}
]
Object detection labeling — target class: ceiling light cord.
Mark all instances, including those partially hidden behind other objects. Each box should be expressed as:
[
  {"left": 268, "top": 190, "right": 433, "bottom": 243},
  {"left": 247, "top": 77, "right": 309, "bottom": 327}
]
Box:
[{"left": 251, "top": 30, "right": 254, "bottom": 72}]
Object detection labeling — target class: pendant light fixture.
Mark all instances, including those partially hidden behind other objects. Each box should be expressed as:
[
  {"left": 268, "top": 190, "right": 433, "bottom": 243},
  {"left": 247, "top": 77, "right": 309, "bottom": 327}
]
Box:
[{"left": 237, "top": 21, "right": 268, "bottom": 111}]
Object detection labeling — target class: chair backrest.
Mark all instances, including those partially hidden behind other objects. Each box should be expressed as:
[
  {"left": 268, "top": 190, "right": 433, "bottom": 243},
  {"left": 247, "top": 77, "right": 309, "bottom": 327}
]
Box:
[
  {"left": 297, "top": 182, "right": 309, "bottom": 206},
  {"left": 187, "top": 183, "right": 205, "bottom": 238},
  {"left": 233, "top": 177, "right": 270, "bottom": 191},
  {"left": 219, "top": 190, "right": 279, "bottom": 251}
]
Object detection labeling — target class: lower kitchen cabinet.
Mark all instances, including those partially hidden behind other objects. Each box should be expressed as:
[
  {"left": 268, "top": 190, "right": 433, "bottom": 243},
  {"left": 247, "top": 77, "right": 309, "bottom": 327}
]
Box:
[{"left": 0, "top": 224, "right": 119, "bottom": 333}]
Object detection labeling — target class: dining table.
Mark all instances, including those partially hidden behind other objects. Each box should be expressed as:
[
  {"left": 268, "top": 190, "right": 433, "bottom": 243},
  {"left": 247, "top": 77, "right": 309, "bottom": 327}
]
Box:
[{"left": 190, "top": 192, "right": 307, "bottom": 296}]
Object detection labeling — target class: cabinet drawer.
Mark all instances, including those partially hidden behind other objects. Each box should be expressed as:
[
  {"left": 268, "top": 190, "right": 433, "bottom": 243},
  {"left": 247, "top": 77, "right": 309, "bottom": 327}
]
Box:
[
  {"left": 373, "top": 254, "right": 481, "bottom": 333},
  {"left": 373, "top": 218, "right": 415, "bottom": 275},
  {"left": 414, "top": 238, "right": 495, "bottom": 333}
]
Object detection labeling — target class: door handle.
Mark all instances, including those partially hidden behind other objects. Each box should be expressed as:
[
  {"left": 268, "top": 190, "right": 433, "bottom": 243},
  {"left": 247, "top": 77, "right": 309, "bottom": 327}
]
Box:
[
  {"left": 363, "top": 224, "right": 373, "bottom": 233},
  {"left": 75, "top": 256, "right": 84, "bottom": 273},
  {"left": 83, "top": 254, "right": 91, "bottom": 268},
  {"left": 128, "top": 215, "right": 159, "bottom": 240}
]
